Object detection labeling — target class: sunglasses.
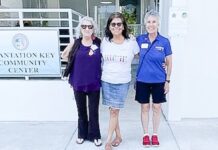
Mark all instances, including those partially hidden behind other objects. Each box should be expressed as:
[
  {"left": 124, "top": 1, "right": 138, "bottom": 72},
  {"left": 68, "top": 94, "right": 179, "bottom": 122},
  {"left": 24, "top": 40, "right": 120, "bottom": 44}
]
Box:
[
  {"left": 110, "top": 22, "right": 123, "bottom": 27},
  {"left": 81, "top": 25, "right": 94, "bottom": 29}
]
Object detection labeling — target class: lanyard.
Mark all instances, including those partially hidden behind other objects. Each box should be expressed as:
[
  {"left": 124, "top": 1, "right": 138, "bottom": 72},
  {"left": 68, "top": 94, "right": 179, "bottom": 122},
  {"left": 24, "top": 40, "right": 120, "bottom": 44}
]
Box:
[{"left": 136, "top": 40, "right": 156, "bottom": 78}]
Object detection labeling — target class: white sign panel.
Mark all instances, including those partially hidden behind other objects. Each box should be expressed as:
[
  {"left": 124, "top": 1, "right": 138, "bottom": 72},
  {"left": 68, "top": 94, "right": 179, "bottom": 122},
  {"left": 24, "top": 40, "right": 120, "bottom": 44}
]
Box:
[{"left": 0, "top": 30, "right": 61, "bottom": 77}]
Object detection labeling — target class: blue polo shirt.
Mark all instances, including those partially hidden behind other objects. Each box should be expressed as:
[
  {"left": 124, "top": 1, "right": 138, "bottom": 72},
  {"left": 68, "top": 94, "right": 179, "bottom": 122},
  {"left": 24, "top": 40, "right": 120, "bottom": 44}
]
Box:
[{"left": 136, "top": 33, "right": 172, "bottom": 83}]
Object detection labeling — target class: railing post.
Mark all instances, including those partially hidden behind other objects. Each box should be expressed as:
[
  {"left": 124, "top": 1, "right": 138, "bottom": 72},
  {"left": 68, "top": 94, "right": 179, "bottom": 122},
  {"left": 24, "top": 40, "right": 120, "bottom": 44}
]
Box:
[
  {"left": 68, "top": 9, "right": 73, "bottom": 41},
  {"left": 18, "top": 10, "right": 24, "bottom": 28}
]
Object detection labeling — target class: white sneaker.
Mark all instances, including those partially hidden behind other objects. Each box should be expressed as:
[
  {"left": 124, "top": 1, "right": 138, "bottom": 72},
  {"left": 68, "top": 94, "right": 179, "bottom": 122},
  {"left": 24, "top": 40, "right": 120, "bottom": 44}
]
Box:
[
  {"left": 94, "top": 139, "right": 102, "bottom": 146},
  {"left": 76, "top": 138, "right": 84, "bottom": 144}
]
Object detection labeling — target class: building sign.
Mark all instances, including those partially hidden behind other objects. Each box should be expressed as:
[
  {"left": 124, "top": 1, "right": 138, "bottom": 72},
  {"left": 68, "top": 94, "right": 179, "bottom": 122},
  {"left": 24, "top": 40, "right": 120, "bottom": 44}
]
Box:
[{"left": 0, "top": 30, "right": 61, "bottom": 77}]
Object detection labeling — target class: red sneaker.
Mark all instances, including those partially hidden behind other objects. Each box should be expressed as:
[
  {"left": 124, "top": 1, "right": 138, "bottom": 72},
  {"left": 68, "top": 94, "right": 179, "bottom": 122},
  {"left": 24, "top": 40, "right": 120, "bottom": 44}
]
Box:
[
  {"left": 151, "top": 135, "right": 160, "bottom": 147},
  {"left": 143, "top": 135, "right": 150, "bottom": 147}
]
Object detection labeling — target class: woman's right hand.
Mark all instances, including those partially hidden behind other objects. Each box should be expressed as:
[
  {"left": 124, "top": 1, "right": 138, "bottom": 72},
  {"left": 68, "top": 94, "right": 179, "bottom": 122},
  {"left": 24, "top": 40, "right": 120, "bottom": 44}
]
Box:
[
  {"left": 61, "top": 38, "right": 74, "bottom": 61},
  {"left": 164, "top": 82, "right": 169, "bottom": 94}
]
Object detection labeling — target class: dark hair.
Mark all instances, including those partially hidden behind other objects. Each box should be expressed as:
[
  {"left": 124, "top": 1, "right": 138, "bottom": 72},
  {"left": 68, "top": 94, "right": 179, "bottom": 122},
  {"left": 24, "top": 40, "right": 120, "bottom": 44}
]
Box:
[{"left": 105, "top": 12, "right": 129, "bottom": 41}]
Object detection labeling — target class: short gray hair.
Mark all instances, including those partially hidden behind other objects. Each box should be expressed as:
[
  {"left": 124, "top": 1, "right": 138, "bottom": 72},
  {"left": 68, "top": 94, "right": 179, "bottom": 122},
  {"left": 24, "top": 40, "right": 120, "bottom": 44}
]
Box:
[
  {"left": 144, "top": 10, "right": 160, "bottom": 24},
  {"left": 75, "top": 16, "right": 98, "bottom": 39}
]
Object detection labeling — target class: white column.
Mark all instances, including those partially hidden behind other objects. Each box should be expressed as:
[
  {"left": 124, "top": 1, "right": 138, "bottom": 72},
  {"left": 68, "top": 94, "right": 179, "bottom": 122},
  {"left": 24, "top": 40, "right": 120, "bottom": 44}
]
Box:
[
  {"left": 115, "top": 0, "right": 120, "bottom": 12},
  {"left": 86, "top": 0, "right": 89, "bottom": 16},
  {"left": 162, "top": 0, "right": 189, "bottom": 121}
]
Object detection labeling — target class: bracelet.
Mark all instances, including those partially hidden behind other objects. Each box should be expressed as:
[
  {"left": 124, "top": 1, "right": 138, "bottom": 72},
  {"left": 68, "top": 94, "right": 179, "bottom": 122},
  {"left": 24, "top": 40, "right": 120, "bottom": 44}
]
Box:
[{"left": 165, "top": 80, "right": 170, "bottom": 83}]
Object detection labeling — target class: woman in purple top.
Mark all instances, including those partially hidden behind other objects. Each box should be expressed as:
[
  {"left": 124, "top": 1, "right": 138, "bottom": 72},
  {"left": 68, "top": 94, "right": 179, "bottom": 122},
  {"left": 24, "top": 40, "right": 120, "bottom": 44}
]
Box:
[{"left": 61, "top": 16, "right": 102, "bottom": 146}]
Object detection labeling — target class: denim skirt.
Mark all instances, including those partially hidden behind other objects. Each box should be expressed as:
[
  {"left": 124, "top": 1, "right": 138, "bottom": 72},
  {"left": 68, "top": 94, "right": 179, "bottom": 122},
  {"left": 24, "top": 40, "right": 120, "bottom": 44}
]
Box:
[{"left": 101, "top": 81, "right": 130, "bottom": 109}]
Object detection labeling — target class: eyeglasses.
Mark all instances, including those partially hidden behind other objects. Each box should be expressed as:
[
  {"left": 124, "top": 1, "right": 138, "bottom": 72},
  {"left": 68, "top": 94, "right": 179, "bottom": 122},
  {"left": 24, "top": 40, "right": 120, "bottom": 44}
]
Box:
[
  {"left": 81, "top": 25, "right": 94, "bottom": 29},
  {"left": 110, "top": 22, "right": 123, "bottom": 27}
]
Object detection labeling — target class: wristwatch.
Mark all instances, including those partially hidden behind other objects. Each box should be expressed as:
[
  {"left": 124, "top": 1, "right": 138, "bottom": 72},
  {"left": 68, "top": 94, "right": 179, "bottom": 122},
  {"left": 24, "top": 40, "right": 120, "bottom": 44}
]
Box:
[{"left": 166, "top": 80, "right": 170, "bottom": 83}]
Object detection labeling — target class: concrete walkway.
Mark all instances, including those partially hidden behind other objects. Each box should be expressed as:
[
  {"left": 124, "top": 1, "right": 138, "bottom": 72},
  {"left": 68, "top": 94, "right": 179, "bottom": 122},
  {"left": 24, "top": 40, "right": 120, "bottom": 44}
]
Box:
[
  {"left": 67, "top": 84, "right": 179, "bottom": 150},
  {"left": 0, "top": 84, "right": 218, "bottom": 150}
]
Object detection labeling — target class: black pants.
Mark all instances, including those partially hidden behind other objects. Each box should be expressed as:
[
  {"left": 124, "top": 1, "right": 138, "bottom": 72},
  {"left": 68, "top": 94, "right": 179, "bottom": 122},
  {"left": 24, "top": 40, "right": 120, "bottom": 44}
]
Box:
[{"left": 74, "top": 90, "right": 101, "bottom": 141}]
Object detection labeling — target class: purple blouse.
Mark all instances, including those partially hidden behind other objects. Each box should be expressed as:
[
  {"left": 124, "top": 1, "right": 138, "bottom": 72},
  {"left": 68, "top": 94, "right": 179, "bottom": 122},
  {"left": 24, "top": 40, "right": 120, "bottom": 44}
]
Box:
[{"left": 69, "top": 43, "right": 101, "bottom": 92}]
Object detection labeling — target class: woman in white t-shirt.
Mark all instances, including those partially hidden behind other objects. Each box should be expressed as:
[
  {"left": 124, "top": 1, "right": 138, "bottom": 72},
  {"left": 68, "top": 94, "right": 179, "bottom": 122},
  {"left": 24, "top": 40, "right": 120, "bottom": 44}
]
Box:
[{"left": 101, "top": 12, "right": 139, "bottom": 150}]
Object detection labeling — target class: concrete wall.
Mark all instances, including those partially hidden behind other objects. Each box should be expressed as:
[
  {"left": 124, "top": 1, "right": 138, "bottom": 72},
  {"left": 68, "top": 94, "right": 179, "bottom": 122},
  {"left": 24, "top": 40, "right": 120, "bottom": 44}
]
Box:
[
  {"left": 0, "top": 80, "right": 77, "bottom": 121},
  {"left": 165, "top": 0, "right": 218, "bottom": 120}
]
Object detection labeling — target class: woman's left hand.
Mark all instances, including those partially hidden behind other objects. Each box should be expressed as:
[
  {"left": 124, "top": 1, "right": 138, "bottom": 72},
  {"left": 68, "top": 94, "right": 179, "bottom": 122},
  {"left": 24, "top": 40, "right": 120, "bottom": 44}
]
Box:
[
  {"left": 129, "top": 34, "right": 136, "bottom": 40},
  {"left": 164, "top": 82, "right": 169, "bottom": 94}
]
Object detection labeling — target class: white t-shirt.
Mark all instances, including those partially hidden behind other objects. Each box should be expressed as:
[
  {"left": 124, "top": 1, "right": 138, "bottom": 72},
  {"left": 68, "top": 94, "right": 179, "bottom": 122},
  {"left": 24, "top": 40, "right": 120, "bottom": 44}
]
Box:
[{"left": 101, "top": 37, "right": 140, "bottom": 84}]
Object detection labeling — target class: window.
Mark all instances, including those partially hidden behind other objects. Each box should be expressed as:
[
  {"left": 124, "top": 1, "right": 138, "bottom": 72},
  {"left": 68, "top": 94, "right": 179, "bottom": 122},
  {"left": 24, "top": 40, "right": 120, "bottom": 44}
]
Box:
[
  {"left": 22, "top": 0, "right": 47, "bottom": 8},
  {"left": 154, "top": 0, "right": 160, "bottom": 12},
  {"left": 22, "top": 0, "right": 48, "bottom": 26}
]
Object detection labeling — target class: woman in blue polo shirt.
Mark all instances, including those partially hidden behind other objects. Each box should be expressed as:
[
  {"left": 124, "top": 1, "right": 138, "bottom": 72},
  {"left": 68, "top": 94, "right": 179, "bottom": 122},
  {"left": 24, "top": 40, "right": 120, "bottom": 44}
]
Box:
[{"left": 135, "top": 10, "right": 172, "bottom": 147}]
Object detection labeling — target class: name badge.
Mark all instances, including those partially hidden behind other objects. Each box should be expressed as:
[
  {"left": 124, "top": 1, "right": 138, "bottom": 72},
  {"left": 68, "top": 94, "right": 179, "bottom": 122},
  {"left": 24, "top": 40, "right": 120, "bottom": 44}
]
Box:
[
  {"left": 155, "top": 46, "right": 164, "bottom": 51},
  {"left": 90, "top": 44, "right": 98, "bottom": 51},
  {"left": 141, "top": 43, "right": 148, "bottom": 49}
]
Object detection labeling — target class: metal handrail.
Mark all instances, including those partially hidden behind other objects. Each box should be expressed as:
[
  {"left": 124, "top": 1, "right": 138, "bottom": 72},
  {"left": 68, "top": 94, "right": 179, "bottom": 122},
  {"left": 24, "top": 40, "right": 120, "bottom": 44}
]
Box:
[
  {"left": 0, "top": 8, "right": 84, "bottom": 15},
  {"left": 0, "top": 8, "right": 84, "bottom": 40}
]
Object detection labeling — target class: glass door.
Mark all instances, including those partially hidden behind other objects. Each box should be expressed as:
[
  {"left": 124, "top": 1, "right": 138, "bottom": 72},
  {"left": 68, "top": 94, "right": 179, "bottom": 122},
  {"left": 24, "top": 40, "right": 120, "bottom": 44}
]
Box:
[
  {"left": 97, "top": 2, "right": 116, "bottom": 37},
  {"left": 120, "top": 0, "right": 141, "bottom": 36},
  {"left": 22, "top": 0, "right": 48, "bottom": 26},
  {"left": 91, "top": 0, "right": 142, "bottom": 37},
  {"left": 88, "top": 0, "right": 116, "bottom": 38},
  {"left": 88, "top": 0, "right": 160, "bottom": 37}
]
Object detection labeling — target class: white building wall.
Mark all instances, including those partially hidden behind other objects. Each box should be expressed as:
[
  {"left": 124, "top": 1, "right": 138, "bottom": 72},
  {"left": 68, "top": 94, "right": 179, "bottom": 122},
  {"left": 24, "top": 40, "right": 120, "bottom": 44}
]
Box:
[
  {"left": 181, "top": 0, "right": 218, "bottom": 118},
  {"left": 0, "top": 80, "right": 77, "bottom": 121},
  {"left": 159, "top": 0, "right": 171, "bottom": 118},
  {"left": 165, "top": 0, "right": 218, "bottom": 120}
]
